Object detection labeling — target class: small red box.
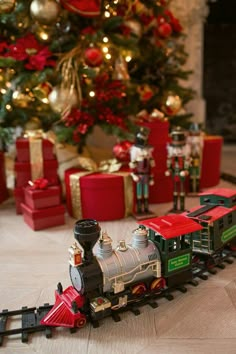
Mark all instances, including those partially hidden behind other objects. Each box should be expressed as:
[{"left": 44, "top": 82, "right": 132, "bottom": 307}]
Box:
[
  {"left": 13, "top": 187, "right": 25, "bottom": 214},
  {"left": 0, "top": 151, "right": 8, "bottom": 203},
  {"left": 200, "top": 136, "right": 223, "bottom": 188},
  {"left": 65, "top": 168, "right": 133, "bottom": 221},
  {"left": 14, "top": 159, "right": 58, "bottom": 187},
  {"left": 24, "top": 185, "right": 61, "bottom": 210},
  {"left": 21, "top": 203, "right": 65, "bottom": 231},
  {"left": 16, "top": 137, "right": 55, "bottom": 162}
]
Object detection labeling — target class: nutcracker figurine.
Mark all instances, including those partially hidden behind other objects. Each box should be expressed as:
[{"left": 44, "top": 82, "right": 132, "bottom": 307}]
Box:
[
  {"left": 165, "top": 126, "right": 191, "bottom": 212},
  {"left": 187, "top": 123, "right": 204, "bottom": 195},
  {"left": 129, "top": 127, "right": 155, "bottom": 219}
]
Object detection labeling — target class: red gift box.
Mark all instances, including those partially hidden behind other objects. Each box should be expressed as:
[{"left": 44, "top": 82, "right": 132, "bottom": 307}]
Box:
[
  {"left": 24, "top": 185, "right": 61, "bottom": 210},
  {"left": 13, "top": 187, "right": 25, "bottom": 214},
  {"left": 16, "top": 137, "right": 55, "bottom": 162},
  {"left": 14, "top": 159, "right": 58, "bottom": 187},
  {"left": 148, "top": 172, "right": 173, "bottom": 204},
  {"left": 21, "top": 203, "right": 65, "bottom": 231},
  {"left": 0, "top": 151, "right": 8, "bottom": 203},
  {"left": 200, "top": 136, "right": 223, "bottom": 188},
  {"left": 65, "top": 168, "right": 133, "bottom": 221},
  {"left": 139, "top": 119, "right": 169, "bottom": 144}
]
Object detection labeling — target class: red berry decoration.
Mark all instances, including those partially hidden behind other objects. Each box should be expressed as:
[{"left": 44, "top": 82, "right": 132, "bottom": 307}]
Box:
[
  {"left": 84, "top": 47, "right": 103, "bottom": 67},
  {"left": 113, "top": 140, "right": 133, "bottom": 162},
  {"left": 158, "top": 22, "right": 172, "bottom": 38}
]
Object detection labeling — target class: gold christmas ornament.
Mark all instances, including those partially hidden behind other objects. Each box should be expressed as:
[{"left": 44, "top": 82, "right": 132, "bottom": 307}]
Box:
[
  {"left": 0, "top": 0, "right": 16, "bottom": 13},
  {"left": 24, "top": 117, "right": 42, "bottom": 131},
  {"left": 48, "top": 85, "right": 78, "bottom": 115},
  {"left": 30, "top": 0, "right": 61, "bottom": 25},
  {"left": 161, "top": 92, "right": 182, "bottom": 116},
  {"left": 32, "top": 82, "right": 52, "bottom": 103},
  {"left": 12, "top": 89, "right": 34, "bottom": 108}
]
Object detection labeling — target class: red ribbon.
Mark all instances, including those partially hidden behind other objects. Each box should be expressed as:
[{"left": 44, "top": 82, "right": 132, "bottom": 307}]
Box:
[{"left": 28, "top": 178, "right": 49, "bottom": 190}]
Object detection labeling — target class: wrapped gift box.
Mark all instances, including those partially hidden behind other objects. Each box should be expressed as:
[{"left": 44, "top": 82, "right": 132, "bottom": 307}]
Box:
[
  {"left": 0, "top": 151, "right": 8, "bottom": 203},
  {"left": 148, "top": 173, "right": 173, "bottom": 204},
  {"left": 200, "top": 136, "right": 223, "bottom": 188},
  {"left": 65, "top": 168, "right": 133, "bottom": 221},
  {"left": 24, "top": 185, "right": 61, "bottom": 210},
  {"left": 13, "top": 187, "right": 25, "bottom": 214},
  {"left": 21, "top": 203, "right": 65, "bottom": 231},
  {"left": 139, "top": 119, "right": 169, "bottom": 144},
  {"left": 15, "top": 159, "right": 58, "bottom": 187},
  {"left": 16, "top": 137, "right": 55, "bottom": 162}
]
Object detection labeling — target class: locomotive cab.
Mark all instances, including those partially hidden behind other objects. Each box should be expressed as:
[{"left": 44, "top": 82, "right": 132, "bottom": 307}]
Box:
[{"left": 139, "top": 214, "right": 203, "bottom": 287}]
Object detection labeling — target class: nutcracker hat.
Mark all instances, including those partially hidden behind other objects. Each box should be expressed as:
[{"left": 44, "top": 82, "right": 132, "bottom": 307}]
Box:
[
  {"left": 135, "top": 127, "right": 150, "bottom": 147},
  {"left": 170, "top": 126, "right": 186, "bottom": 146},
  {"left": 189, "top": 122, "right": 201, "bottom": 136}
]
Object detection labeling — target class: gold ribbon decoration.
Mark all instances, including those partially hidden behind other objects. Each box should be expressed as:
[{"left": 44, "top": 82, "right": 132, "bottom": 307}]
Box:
[
  {"left": 24, "top": 129, "right": 44, "bottom": 181},
  {"left": 70, "top": 171, "right": 93, "bottom": 219}
]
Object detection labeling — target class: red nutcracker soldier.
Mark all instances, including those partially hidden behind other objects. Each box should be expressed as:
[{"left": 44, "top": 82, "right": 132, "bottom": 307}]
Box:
[
  {"left": 165, "top": 126, "right": 191, "bottom": 213},
  {"left": 129, "top": 127, "right": 156, "bottom": 220},
  {"left": 187, "top": 123, "right": 204, "bottom": 195}
]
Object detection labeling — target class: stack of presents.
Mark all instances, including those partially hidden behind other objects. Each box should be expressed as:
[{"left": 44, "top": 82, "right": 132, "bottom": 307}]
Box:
[
  {"left": 0, "top": 118, "right": 223, "bottom": 231},
  {"left": 13, "top": 133, "right": 65, "bottom": 230}
]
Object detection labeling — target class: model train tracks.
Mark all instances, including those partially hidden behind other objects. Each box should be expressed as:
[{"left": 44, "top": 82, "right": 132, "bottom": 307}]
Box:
[
  {"left": 0, "top": 303, "right": 53, "bottom": 346},
  {"left": 0, "top": 250, "right": 235, "bottom": 346}
]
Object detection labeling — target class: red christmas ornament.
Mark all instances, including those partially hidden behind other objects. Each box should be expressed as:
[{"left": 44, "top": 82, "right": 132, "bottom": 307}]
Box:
[
  {"left": 60, "top": 0, "right": 101, "bottom": 17},
  {"left": 84, "top": 47, "right": 103, "bottom": 67},
  {"left": 157, "top": 22, "right": 172, "bottom": 38},
  {"left": 113, "top": 140, "right": 133, "bottom": 163}
]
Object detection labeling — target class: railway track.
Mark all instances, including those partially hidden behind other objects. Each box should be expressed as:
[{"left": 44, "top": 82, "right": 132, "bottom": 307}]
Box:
[
  {"left": 0, "top": 250, "right": 235, "bottom": 346},
  {"left": 0, "top": 303, "right": 53, "bottom": 346}
]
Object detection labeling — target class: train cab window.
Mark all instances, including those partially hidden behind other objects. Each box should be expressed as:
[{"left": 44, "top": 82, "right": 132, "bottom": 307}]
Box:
[
  {"left": 219, "top": 218, "right": 224, "bottom": 229},
  {"left": 180, "top": 235, "right": 190, "bottom": 249},
  {"left": 203, "top": 198, "right": 210, "bottom": 203},
  {"left": 154, "top": 234, "right": 161, "bottom": 244},
  {"left": 228, "top": 213, "right": 232, "bottom": 224},
  {"left": 168, "top": 238, "right": 179, "bottom": 253},
  {"left": 218, "top": 199, "right": 225, "bottom": 205}
]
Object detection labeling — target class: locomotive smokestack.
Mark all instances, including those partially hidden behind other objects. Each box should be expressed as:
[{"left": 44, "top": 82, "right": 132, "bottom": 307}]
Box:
[{"left": 74, "top": 219, "right": 101, "bottom": 263}]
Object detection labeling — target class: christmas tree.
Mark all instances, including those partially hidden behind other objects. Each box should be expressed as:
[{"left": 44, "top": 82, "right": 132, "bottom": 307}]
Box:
[{"left": 0, "top": 0, "right": 194, "bottom": 151}]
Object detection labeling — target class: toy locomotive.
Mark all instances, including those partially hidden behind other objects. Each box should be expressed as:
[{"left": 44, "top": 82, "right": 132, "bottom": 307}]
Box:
[{"left": 41, "top": 187, "right": 236, "bottom": 330}]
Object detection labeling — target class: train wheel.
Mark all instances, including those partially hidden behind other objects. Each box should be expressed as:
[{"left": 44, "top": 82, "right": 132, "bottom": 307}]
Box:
[
  {"left": 131, "top": 283, "right": 147, "bottom": 295},
  {"left": 75, "top": 317, "right": 86, "bottom": 328},
  {"left": 150, "top": 278, "right": 165, "bottom": 291}
]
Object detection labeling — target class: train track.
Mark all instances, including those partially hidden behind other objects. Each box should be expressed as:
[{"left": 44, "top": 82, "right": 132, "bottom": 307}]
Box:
[
  {"left": 0, "top": 250, "right": 235, "bottom": 346},
  {"left": 0, "top": 303, "right": 53, "bottom": 346}
]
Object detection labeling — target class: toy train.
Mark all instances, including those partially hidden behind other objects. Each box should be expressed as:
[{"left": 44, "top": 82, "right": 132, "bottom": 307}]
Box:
[{"left": 41, "top": 188, "right": 236, "bottom": 330}]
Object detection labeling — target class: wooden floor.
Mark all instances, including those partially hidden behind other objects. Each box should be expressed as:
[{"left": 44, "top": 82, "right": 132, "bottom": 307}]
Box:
[{"left": 0, "top": 177, "right": 236, "bottom": 354}]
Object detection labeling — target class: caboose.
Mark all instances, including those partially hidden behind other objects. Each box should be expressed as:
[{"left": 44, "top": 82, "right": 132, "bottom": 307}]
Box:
[{"left": 184, "top": 188, "right": 236, "bottom": 268}]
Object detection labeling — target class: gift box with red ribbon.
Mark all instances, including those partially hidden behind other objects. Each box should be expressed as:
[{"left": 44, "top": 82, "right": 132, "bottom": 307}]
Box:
[
  {"left": 24, "top": 182, "right": 61, "bottom": 210},
  {"left": 16, "top": 137, "right": 55, "bottom": 162},
  {"left": 14, "top": 159, "right": 58, "bottom": 187},
  {"left": 65, "top": 167, "right": 133, "bottom": 221},
  {"left": 21, "top": 203, "right": 65, "bottom": 231},
  {"left": 0, "top": 151, "right": 8, "bottom": 204}
]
